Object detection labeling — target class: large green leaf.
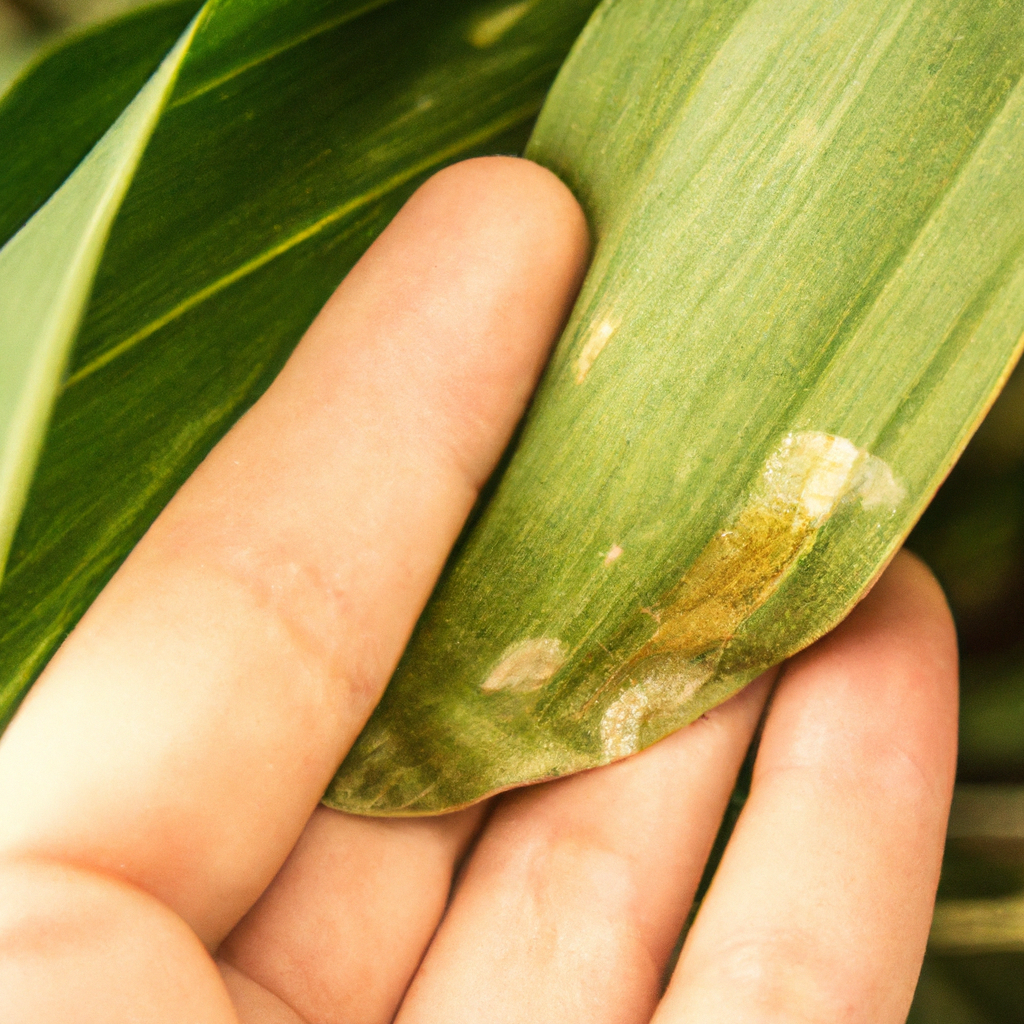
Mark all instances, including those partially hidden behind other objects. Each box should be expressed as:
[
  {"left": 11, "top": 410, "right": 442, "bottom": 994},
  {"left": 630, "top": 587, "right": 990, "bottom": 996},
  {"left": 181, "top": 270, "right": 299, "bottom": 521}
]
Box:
[
  {"left": 0, "top": 13, "right": 198, "bottom": 584},
  {"left": 0, "top": 0, "right": 203, "bottom": 248},
  {"left": 328, "top": 0, "right": 1024, "bottom": 814},
  {"left": 0, "top": 0, "right": 601, "bottom": 729}
]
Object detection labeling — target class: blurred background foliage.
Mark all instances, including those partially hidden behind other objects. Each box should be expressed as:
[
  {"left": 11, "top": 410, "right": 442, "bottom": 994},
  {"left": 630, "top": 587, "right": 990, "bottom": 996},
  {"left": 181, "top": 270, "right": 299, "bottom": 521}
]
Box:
[
  {"left": 0, "top": 0, "right": 150, "bottom": 90},
  {"left": 905, "top": 360, "right": 1024, "bottom": 1021},
  {"left": 2, "top": 2, "right": 1022, "bottom": 1018}
]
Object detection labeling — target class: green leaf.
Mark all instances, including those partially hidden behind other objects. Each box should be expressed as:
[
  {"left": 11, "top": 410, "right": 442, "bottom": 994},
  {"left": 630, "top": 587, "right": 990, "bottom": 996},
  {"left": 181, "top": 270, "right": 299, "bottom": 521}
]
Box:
[
  {"left": 0, "top": 0, "right": 600, "bottom": 729},
  {"left": 328, "top": 0, "right": 1024, "bottom": 814},
  {"left": 0, "top": 12, "right": 199, "bottom": 585},
  {"left": 0, "top": 0, "right": 203, "bottom": 248}
]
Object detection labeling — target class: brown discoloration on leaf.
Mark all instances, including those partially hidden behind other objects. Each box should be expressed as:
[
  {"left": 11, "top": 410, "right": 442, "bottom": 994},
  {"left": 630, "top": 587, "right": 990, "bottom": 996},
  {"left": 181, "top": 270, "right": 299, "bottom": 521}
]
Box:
[
  {"left": 597, "top": 432, "right": 902, "bottom": 756},
  {"left": 325, "top": 0, "right": 1024, "bottom": 813}
]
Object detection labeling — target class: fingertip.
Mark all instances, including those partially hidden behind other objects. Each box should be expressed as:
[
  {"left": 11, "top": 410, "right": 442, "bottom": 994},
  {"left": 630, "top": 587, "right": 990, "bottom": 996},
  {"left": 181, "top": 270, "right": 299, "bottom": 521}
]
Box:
[
  {"left": 0, "top": 150, "right": 593, "bottom": 949},
  {"left": 348, "top": 155, "right": 590, "bottom": 490},
  {"left": 666, "top": 550, "right": 961, "bottom": 1024},
  {"left": 768, "top": 545, "right": 960, "bottom": 812},
  {"left": 399, "top": 156, "right": 591, "bottom": 344},
  {"left": 419, "top": 155, "right": 591, "bottom": 273},
  {"left": 850, "top": 548, "right": 959, "bottom": 714},
  {"left": 870, "top": 549, "right": 956, "bottom": 645}
]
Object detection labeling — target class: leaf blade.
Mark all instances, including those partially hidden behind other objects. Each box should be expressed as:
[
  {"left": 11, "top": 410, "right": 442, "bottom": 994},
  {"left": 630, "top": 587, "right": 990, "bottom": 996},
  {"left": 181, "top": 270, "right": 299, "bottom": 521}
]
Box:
[
  {"left": 328, "top": 0, "right": 1024, "bottom": 814},
  {"left": 0, "top": 0, "right": 203, "bottom": 248}
]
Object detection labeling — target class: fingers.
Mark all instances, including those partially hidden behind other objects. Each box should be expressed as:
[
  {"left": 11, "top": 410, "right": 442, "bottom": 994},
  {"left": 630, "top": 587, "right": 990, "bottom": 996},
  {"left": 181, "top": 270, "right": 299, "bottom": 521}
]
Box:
[
  {"left": 218, "top": 803, "right": 487, "bottom": 1024},
  {"left": 0, "top": 156, "right": 589, "bottom": 949},
  {"left": 383, "top": 551, "right": 955, "bottom": 1024},
  {"left": 393, "top": 676, "right": 773, "bottom": 1024},
  {"left": 658, "top": 551, "right": 958, "bottom": 1024}
]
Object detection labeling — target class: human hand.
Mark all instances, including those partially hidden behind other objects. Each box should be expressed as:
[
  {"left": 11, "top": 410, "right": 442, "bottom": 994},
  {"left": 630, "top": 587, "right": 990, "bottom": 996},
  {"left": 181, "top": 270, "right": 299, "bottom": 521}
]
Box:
[{"left": 0, "top": 156, "right": 957, "bottom": 1024}]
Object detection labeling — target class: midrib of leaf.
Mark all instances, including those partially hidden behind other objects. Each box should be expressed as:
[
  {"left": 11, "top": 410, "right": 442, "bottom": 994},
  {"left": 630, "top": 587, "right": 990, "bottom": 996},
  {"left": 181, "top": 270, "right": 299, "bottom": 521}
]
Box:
[
  {"left": 61, "top": 98, "right": 542, "bottom": 390},
  {"left": 166, "top": 0, "right": 396, "bottom": 109}
]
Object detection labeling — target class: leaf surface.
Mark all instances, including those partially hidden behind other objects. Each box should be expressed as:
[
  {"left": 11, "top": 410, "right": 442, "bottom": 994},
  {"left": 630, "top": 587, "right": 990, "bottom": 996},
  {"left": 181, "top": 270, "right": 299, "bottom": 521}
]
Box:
[
  {"left": 329, "top": 0, "right": 1024, "bottom": 814},
  {"left": 0, "top": 0, "right": 600, "bottom": 729}
]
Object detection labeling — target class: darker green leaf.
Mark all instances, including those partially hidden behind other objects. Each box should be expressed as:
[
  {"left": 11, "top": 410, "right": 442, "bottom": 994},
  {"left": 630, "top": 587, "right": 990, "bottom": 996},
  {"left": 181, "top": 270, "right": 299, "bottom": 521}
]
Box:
[{"left": 0, "top": 0, "right": 600, "bottom": 729}]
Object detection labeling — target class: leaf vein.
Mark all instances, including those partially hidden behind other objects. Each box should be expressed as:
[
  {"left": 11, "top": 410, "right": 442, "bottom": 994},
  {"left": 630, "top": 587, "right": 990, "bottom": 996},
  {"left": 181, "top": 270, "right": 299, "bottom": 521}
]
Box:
[
  {"left": 62, "top": 100, "right": 543, "bottom": 390},
  {"left": 168, "top": 0, "right": 399, "bottom": 109}
]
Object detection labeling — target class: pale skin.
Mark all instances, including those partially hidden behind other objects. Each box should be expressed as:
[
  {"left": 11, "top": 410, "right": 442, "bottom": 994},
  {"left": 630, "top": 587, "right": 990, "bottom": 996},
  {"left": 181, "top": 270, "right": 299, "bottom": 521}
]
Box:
[{"left": 0, "top": 156, "right": 957, "bottom": 1023}]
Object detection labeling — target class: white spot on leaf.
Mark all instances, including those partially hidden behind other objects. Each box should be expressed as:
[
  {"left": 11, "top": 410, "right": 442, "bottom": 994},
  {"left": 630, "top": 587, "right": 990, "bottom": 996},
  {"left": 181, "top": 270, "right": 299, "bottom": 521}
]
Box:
[
  {"left": 597, "top": 432, "right": 902, "bottom": 763},
  {"left": 600, "top": 657, "right": 712, "bottom": 759},
  {"left": 467, "top": 1, "right": 534, "bottom": 48},
  {"left": 575, "top": 318, "right": 617, "bottom": 382},
  {"left": 481, "top": 638, "right": 566, "bottom": 693},
  {"left": 602, "top": 544, "right": 624, "bottom": 566},
  {"left": 853, "top": 453, "right": 906, "bottom": 509},
  {"left": 759, "top": 432, "right": 861, "bottom": 522},
  {"left": 600, "top": 686, "right": 648, "bottom": 758},
  {"left": 757, "top": 431, "right": 903, "bottom": 523}
]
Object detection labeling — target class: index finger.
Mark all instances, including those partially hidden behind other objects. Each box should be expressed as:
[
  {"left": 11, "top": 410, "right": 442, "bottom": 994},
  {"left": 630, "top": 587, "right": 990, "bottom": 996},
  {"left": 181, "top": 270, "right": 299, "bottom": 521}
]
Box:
[{"left": 0, "top": 156, "right": 589, "bottom": 948}]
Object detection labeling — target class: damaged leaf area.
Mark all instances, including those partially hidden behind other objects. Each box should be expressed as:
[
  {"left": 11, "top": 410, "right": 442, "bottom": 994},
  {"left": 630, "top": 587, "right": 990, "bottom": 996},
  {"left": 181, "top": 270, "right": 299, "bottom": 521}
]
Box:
[
  {"left": 598, "top": 432, "right": 903, "bottom": 758},
  {"left": 326, "top": 0, "right": 1024, "bottom": 815}
]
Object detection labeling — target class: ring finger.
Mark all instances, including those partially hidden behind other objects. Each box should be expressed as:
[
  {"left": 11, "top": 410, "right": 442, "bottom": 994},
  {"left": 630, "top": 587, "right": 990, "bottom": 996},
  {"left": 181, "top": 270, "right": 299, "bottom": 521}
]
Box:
[{"left": 394, "top": 672, "right": 773, "bottom": 1024}]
